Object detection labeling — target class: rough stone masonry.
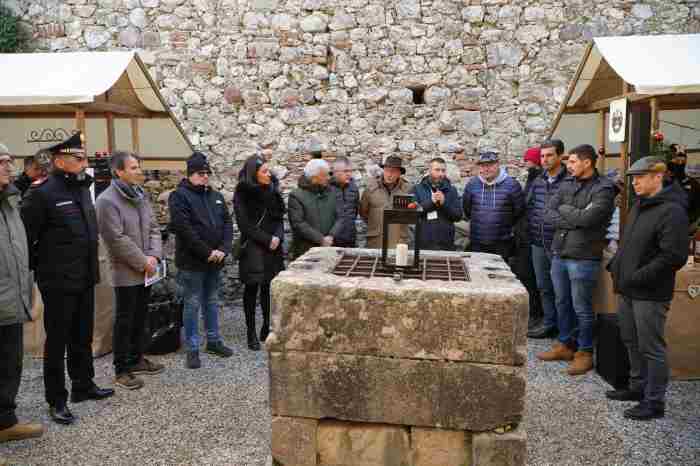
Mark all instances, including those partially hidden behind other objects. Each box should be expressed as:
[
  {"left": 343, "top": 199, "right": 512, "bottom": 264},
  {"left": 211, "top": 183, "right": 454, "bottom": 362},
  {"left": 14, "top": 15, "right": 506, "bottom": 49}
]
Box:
[
  {"left": 266, "top": 247, "right": 528, "bottom": 465},
  {"left": 6, "top": 0, "right": 699, "bottom": 194}
]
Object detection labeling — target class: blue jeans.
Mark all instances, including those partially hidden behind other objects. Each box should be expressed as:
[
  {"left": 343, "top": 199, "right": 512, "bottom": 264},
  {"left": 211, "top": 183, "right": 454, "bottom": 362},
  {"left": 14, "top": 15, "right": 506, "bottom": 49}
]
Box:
[
  {"left": 179, "top": 269, "right": 222, "bottom": 352},
  {"left": 531, "top": 245, "right": 557, "bottom": 330},
  {"left": 550, "top": 256, "right": 600, "bottom": 352}
]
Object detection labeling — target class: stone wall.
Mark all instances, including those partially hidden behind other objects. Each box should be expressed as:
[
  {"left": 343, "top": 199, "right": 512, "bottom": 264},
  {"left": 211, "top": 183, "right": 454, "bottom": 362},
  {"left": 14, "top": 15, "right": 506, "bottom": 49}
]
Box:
[{"left": 6, "top": 0, "right": 699, "bottom": 192}]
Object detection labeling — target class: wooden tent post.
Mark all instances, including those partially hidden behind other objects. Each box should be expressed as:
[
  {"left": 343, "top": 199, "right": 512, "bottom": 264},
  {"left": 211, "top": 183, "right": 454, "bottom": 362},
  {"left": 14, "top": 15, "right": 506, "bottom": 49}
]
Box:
[
  {"left": 106, "top": 112, "right": 115, "bottom": 153},
  {"left": 75, "top": 109, "right": 86, "bottom": 154},
  {"left": 650, "top": 97, "right": 660, "bottom": 139},
  {"left": 131, "top": 117, "right": 140, "bottom": 154},
  {"left": 619, "top": 82, "right": 632, "bottom": 236},
  {"left": 597, "top": 109, "right": 606, "bottom": 171}
]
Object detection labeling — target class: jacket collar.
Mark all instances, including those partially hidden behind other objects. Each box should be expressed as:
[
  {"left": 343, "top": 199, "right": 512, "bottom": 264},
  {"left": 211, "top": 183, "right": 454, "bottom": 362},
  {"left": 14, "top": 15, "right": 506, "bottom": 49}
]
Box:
[
  {"left": 0, "top": 184, "right": 19, "bottom": 204},
  {"left": 52, "top": 169, "right": 94, "bottom": 188}
]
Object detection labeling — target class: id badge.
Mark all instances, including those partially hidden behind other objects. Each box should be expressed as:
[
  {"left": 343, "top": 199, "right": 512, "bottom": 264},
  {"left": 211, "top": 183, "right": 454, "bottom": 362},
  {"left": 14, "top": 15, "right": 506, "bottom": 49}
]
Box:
[{"left": 427, "top": 210, "right": 438, "bottom": 221}]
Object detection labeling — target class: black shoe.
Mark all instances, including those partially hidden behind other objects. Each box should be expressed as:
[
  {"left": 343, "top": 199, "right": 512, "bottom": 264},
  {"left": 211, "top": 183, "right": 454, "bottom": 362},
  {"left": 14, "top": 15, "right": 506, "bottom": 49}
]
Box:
[
  {"left": 247, "top": 337, "right": 261, "bottom": 351},
  {"left": 186, "top": 351, "right": 201, "bottom": 369},
  {"left": 70, "top": 385, "right": 115, "bottom": 403},
  {"left": 528, "top": 316, "right": 543, "bottom": 331},
  {"left": 205, "top": 341, "right": 233, "bottom": 358},
  {"left": 606, "top": 389, "right": 643, "bottom": 402},
  {"left": 624, "top": 401, "right": 665, "bottom": 420},
  {"left": 528, "top": 324, "right": 558, "bottom": 339},
  {"left": 260, "top": 326, "right": 270, "bottom": 343},
  {"left": 49, "top": 403, "right": 75, "bottom": 425}
]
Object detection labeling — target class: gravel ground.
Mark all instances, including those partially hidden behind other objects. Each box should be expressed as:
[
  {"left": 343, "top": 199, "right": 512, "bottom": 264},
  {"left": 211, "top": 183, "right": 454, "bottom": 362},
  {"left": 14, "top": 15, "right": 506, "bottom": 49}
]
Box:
[{"left": 2, "top": 308, "right": 699, "bottom": 465}]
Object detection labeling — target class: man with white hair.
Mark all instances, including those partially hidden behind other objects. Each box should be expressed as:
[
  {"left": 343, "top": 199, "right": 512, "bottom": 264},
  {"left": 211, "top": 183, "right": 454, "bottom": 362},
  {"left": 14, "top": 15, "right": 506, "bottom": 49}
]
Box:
[{"left": 288, "top": 159, "right": 342, "bottom": 259}]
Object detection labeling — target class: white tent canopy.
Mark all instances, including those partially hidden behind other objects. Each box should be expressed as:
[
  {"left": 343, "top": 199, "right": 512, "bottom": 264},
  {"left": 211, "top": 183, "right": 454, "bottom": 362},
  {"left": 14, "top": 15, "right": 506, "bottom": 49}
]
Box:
[
  {"left": 550, "top": 33, "right": 700, "bottom": 158},
  {"left": 0, "top": 51, "right": 192, "bottom": 165}
]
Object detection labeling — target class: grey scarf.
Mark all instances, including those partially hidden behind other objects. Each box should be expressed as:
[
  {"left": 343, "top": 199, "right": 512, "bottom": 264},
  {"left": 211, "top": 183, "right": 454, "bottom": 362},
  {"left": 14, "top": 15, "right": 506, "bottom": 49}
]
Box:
[{"left": 113, "top": 179, "right": 145, "bottom": 205}]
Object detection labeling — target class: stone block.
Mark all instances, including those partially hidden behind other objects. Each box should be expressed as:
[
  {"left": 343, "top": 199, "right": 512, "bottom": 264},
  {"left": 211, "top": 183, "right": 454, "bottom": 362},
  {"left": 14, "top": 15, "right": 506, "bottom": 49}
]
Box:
[
  {"left": 318, "top": 420, "right": 411, "bottom": 466},
  {"left": 269, "top": 351, "right": 525, "bottom": 431},
  {"left": 471, "top": 427, "right": 526, "bottom": 466},
  {"left": 268, "top": 249, "right": 528, "bottom": 365},
  {"left": 412, "top": 427, "right": 471, "bottom": 466},
  {"left": 271, "top": 416, "right": 318, "bottom": 466}
]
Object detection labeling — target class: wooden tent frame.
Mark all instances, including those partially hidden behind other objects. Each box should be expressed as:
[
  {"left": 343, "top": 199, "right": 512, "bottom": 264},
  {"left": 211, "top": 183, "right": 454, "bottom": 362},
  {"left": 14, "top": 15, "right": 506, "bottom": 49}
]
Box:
[
  {"left": 0, "top": 53, "right": 192, "bottom": 170},
  {"left": 549, "top": 41, "right": 700, "bottom": 229}
]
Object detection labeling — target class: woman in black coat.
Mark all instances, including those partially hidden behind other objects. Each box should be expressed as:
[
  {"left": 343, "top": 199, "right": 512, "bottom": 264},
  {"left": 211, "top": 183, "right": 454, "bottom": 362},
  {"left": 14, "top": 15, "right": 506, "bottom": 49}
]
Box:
[{"left": 233, "top": 156, "right": 285, "bottom": 350}]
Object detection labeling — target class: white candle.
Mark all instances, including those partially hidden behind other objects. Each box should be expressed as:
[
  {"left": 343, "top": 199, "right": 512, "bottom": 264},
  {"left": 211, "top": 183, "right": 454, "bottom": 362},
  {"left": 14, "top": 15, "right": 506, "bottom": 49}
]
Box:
[{"left": 396, "top": 243, "right": 408, "bottom": 266}]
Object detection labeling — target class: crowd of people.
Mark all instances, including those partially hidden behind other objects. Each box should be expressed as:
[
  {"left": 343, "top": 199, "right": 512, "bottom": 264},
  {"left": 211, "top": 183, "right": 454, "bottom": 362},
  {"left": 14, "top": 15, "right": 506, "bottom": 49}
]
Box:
[{"left": 0, "top": 132, "right": 697, "bottom": 444}]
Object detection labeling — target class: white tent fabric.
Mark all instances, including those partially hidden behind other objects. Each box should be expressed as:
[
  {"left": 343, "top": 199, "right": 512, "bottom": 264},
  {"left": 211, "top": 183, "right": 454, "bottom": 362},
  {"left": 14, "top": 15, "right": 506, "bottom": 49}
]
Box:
[
  {"left": 0, "top": 52, "right": 165, "bottom": 109},
  {"left": 594, "top": 34, "right": 700, "bottom": 95},
  {"left": 0, "top": 51, "right": 191, "bottom": 161}
]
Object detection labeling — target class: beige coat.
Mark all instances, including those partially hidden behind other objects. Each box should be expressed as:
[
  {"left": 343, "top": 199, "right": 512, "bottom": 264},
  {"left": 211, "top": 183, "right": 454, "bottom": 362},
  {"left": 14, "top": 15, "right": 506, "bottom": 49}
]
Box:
[{"left": 359, "top": 177, "right": 411, "bottom": 249}]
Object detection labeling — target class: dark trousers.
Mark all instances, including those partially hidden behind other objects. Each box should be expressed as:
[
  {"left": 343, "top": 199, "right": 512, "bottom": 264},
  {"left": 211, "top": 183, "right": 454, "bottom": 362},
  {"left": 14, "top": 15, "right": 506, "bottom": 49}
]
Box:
[
  {"left": 333, "top": 239, "right": 356, "bottom": 248},
  {"left": 40, "top": 287, "right": 95, "bottom": 406},
  {"left": 471, "top": 240, "right": 513, "bottom": 262},
  {"left": 0, "top": 324, "right": 22, "bottom": 430},
  {"left": 243, "top": 283, "right": 271, "bottom": 336},
  {"left": 511, "top": 245, "right": 544, "bottom": 322},
  {"left": 113, "top": 285, "right": 151, "bottom": 375},
  {"left": 618, "top": 296, "right": 670, "bottom": 403}
]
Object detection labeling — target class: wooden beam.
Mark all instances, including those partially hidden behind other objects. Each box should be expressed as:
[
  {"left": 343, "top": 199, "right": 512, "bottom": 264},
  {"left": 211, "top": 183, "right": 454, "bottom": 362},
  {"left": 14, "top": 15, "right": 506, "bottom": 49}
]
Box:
[
  {"left": 131, "top": 117, "right": 140, "bottom": 154},
  {"left": 597, "top": 110, "right": 606, "bottom": 172},
  {"left": 0, "top": 112, "right": 168, "bottom": 119},
  {"left": 548, "top": 42, "right": 594, "bottom": 137},
  {"left": 106, "top": 112, "right": 115, "bottom": 153},
  {"left": 619, "top": 82, "right": 631, "bottom": 237},
  {"left": 76, "top": 102, "right": 152, "bottom": 118}
]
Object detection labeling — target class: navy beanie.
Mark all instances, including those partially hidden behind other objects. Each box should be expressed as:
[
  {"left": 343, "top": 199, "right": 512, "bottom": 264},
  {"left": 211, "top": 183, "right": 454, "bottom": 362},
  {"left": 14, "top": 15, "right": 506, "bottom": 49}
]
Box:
[{"left": 187, "top": 151, "right": 211, "bottom": 176}]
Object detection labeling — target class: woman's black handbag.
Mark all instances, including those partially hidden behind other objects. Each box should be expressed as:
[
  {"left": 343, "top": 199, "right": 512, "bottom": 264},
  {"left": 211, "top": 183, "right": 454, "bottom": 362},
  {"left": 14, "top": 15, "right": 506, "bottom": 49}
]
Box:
[{"left": 232, "top": 209, "right": 267, "bottom": 259}]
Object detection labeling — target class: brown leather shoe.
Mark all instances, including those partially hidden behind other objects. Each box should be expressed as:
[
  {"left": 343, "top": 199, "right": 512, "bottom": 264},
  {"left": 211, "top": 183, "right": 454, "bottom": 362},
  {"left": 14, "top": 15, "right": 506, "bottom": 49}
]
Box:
[
  {"left": 567, "top": 351, "right": 594, "bottom": 375},
  {"left": 537, "top": 342, "right": 575, "bottom": 361},
  {"left": 0, "top": 422, "right": 45, "bottom": 443}
]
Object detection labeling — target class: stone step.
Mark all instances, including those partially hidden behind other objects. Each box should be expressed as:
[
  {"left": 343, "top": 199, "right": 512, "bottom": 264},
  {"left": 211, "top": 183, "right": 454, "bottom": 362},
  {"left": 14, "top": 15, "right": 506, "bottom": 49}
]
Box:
[{"left": 269, "top": 351, "right": 525, "bottom": 432}]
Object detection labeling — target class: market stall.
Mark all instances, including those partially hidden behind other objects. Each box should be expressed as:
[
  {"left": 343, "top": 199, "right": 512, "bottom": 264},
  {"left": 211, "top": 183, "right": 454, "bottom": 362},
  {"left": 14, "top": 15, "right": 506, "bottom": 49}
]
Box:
[
  {"left": 0, "top": 51, "right": 193, "bottom": 356},
  {"left": 549, "top": 34, "right": 700, "bottom": 380}
]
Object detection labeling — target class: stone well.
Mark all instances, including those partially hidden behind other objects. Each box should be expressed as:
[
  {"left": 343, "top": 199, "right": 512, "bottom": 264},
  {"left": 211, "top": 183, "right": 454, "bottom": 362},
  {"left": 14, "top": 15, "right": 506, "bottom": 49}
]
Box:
[{"left": 267, "top": 247, "right": 528, "bottom": 466}]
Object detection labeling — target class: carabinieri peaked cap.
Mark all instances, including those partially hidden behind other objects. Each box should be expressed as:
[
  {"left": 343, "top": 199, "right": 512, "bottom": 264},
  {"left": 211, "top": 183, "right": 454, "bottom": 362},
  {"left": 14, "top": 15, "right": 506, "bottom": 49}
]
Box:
[{"left": 46, "top": 131, "right": 85, "bottom": 155}]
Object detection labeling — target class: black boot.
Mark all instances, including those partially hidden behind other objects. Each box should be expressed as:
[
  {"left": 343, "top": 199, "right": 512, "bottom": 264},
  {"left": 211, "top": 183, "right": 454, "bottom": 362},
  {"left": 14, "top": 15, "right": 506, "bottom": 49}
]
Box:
[
  {"left": 624, "top": 401, "right": 665, "bottom": 420},
  {"left": 243, "top": 286, "right": 260, "bottom": 351},
  {"left": 259, "top": 284, "right": 271, "bottom": 343}
]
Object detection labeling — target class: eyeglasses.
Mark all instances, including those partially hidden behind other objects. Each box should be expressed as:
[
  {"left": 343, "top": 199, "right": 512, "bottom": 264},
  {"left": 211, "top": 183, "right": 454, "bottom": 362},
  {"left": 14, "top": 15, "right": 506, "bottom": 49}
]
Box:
[
  {"left": 194, "top": 171, "right": 211, "bottom": 177},
  {"left": 0, "top": 157, "right": 14, "bottom": 168}
]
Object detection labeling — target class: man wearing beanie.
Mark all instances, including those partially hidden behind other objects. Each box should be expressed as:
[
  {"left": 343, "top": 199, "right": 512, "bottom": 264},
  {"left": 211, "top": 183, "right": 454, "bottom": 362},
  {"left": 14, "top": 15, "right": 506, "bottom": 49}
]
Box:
[
  {"left": 169, "top": 152, "right": 234, "bottom": 369},
  {"left": 606, "top": 157, "right": 689, "bottom": 420},
  {"left": 512, "top": 147, "right": 544, "bottom": 332}
]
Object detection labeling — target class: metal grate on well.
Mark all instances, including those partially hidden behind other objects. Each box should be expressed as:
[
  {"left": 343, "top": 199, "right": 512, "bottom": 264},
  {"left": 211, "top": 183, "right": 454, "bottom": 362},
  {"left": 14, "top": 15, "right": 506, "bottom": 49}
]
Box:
[{"left": 332, "top": 254, "right": 470, "bottom": 282}]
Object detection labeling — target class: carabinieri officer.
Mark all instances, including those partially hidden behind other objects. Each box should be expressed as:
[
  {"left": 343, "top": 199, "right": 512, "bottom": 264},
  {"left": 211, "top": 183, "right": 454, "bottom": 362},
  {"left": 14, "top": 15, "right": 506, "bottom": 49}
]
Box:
[{"left": 21, "top": 132, "right": 114, "bottom": 425}]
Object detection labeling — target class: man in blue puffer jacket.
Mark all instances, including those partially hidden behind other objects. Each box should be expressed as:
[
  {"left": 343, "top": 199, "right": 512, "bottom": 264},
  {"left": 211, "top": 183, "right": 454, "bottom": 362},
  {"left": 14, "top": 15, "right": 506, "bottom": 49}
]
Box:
[
  {"left": 412, "top": 157, "right": 462, "bottom": 250},
  {"left": 527, "top": 139, "right": 568, "bottom": 339},
  {"left": 463, "top": 151, "right": 525, "bottom": 259}
]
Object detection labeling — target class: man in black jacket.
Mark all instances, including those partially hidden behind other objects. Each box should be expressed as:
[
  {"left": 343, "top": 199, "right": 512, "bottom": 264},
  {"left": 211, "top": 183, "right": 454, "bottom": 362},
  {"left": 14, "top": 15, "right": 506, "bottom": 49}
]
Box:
[
  {"left": 329, "top": 156, "right": 360, "bottom": 248},
  {"left": 537, "top": 144, "right": 615, "bottom": 376},
  {"left": 606, "top": 157, "right": 689, "bottom": 420},
  {"left": 21, "top": 132, "right": 114, "bottom": 426},
  {"left": 411, "top": 157, "right": 462, "bottom": 251},
  {"left": 169, "top": 152, "right": 234, "bottom": 369}
]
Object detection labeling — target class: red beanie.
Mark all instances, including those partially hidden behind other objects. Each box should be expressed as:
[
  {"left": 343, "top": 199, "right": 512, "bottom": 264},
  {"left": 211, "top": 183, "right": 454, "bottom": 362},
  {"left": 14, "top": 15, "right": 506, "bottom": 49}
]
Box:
[{"left": 524, "top": 147, "right": 541, "bottom": 165}]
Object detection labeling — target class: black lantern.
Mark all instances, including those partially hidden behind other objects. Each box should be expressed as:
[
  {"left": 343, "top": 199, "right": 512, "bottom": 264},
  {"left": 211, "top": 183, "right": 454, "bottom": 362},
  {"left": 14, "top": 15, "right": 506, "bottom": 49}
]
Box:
[{"left": 381, "top": 195, "right": 423, "bottom": 270}]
